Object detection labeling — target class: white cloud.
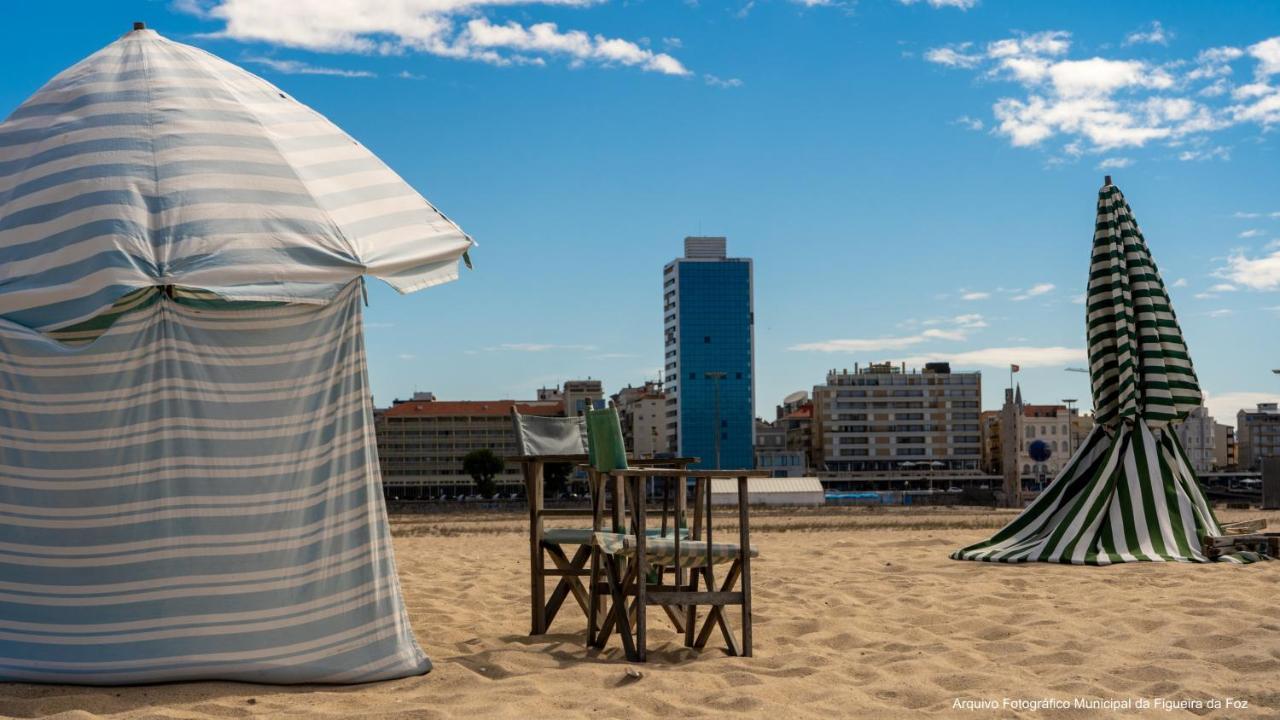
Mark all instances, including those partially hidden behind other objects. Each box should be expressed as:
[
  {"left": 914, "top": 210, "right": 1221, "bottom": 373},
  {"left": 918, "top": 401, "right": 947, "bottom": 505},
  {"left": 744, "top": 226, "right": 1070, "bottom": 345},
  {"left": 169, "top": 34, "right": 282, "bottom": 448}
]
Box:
[
  {"left": 1178, "top": 145, "right": 1230, "bottom": 161},
  {"left": 954, "top": 115, "right": 985, "bottom": 131},
  {"left": 960, "top": 290, "right": 990, "bottom": 300},
  {"left": 899, "top": 0, "right": 978, "bottom": 9},
  {"left": 490, "top": 342, "right": 599, "bottom": 352},
  {"left": 925, "top": 45, "right": 983, "bottom": 69},
  {"left": 244, "top": 57, "right": 375, "bottom": 77},
  {"left": 1188, "top": 46, "right": 1244, "bottom": 81},
  {"left": 1124, "top": 21, "right": 1171, "bottom": 47},
  {"left": 1204, "top": 308, "right": 1233, "bottom": 318},
  {"left": 1235, "top": 211, "right": 1262, "bottom": 218},
  {"left": 1071, "top": 293, "right": 1087, "bottom": 304},
  {"left": 1011, "top": 282, "right": 1055, "bottom": 301},
  {"left": 1250, "top": 37, "right": 1280, "bottom": 76},
  {"left": 1098, "top": 157, "right": 1132, "bottom": 169},
  {"left": 182, "top": 0, "right": 690, "bottom": 76},
  {"left": 1239, "top": 229, "right": 1263, "bottom": 238},
  {"left": 924, "top": 29, "right": 1280, "bottom": 154},
  {"left": 1172, "top": 277, "right": 1188, "bottom": 287},
  {"left": 790, "top": 315, "right": 985, "bottom": 353},
  {"left": 1203, "top": 390, "right": 1280, "bottom": 427},
  {"left": 1209, "top": 283, "right": 1238, "bottom": 292},
  {"left": 902, "top": 345, "right": 1086, "bottom": 369},
  {"left": 704, "top": 74, "right": 744, "bottom": 88},
  {"left": 1215, "top": 249, "right": 1280, "bottom": 290}
]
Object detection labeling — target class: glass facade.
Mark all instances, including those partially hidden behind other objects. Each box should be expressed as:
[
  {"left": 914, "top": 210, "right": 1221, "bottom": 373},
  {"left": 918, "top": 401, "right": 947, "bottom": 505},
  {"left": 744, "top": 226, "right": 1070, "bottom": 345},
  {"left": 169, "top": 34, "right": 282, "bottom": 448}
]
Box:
[{"left": 674, "top": 261, "right": 754, "bottom": 469}]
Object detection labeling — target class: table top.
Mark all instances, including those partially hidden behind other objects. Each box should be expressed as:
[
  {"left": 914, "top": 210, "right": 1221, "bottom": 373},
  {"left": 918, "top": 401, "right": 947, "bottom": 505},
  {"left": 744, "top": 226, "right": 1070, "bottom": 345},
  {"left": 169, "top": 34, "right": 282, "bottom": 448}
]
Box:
[
  {"left": 506, "top": 455, "right": 699, "bottom": 466},
  {"left": 581, "top": 467, "right": 771, "bottom": 479}
]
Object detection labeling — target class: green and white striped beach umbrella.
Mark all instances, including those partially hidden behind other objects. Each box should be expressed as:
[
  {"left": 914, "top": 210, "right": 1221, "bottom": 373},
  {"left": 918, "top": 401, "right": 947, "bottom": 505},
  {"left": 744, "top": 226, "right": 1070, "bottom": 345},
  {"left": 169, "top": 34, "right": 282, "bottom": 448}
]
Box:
[{"left": 953, "top": 180, "right": 1259, "bottom": 565}]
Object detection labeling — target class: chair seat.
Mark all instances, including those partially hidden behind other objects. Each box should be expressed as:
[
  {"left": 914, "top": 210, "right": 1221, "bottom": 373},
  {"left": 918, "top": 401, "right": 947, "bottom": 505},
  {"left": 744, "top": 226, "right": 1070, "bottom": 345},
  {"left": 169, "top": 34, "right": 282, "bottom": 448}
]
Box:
[
  {"left": 591, "top": 531, "right": 758, "bottom": 567},
  {"left": 544, "top": 527, "right": 689, "bottom": 546}
]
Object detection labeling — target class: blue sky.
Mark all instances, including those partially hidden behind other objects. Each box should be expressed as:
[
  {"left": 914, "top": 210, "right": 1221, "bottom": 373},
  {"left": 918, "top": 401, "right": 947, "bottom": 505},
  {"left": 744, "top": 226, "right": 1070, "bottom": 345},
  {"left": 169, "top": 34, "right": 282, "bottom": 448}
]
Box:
[{"left": 2, "top": 0, "right": 1279, "bottom": 424}]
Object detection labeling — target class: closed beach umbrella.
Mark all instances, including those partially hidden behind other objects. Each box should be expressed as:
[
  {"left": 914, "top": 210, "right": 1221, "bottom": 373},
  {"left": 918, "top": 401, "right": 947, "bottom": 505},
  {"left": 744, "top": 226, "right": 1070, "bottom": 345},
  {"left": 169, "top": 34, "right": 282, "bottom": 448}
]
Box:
[{"left": 953, "top": 178, "right": 1256, "bottom": 565}]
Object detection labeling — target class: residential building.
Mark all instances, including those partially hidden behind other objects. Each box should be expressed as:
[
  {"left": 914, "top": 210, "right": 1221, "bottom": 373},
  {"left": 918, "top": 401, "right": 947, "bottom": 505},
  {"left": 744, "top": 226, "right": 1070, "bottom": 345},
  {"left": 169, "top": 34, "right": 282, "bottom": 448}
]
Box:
[
  {"left": 612, "top": 380, "right": 670, "bottom": 458},
  {"left": 663, "top": 236, "right": 755, "bottom": 470},
  {"left": 375, "top": 397, "right": 563, "bottom": 496},
  {"left": 1072, "top": 413, "right": 1095, "bottom": 450},
  {"left": 1213, "top": 422, "right": 1237, "bottom": 470},
  {"left": 980, "top": 410, "right": 1002, "bottom": 475},
  {"left": 1238, "top": 403, "right": 1280, "bottom": 471},
  {"left": 999, "top": 386, "right": 1087, "bottom": 493},
  {"left": 1173, "top": 406, "right": 1216, "bottom": 474},
  {"left": 755, "top": 417, "right": 807, "bottom": 477},
  {"left": 562, "top": 379, "right": 604, "bottom": 417},
  {"left": 811, "top": 361, "right": 982, "bottom": 473}
]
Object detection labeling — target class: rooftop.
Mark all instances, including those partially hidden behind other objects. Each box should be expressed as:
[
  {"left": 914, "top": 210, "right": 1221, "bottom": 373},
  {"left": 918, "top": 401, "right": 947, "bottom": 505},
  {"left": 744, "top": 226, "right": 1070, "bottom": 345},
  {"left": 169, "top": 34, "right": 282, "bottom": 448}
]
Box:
[{"left": 382, "top": 400, "right": 564, "bottom": 418}]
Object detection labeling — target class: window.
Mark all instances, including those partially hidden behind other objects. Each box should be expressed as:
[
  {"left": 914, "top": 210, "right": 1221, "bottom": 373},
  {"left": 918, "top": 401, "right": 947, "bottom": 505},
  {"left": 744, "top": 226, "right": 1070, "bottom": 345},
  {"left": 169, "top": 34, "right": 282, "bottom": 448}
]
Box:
[
  {"left": 1025, "top": 427, "right": 1035, "bottom": 439},
  {"left": 704, "top": 336, "right": 711, "bottom": 343}
]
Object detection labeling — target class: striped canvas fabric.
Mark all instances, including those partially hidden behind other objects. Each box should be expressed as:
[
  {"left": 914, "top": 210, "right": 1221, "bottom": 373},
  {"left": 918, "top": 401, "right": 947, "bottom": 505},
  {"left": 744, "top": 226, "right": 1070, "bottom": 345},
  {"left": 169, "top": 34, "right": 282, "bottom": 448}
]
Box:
[
  {"left": 954, "top": 181, "right": 1258, "bottom": 565},
  {"left": 0, "top": 27, "right": 473, "bottom": 334},
  {"left": 1087, "top": 184, "right": 1201, "bottom": 431},
  {"left": 0, "top": 282, "right": 431, "bottom": 683}
]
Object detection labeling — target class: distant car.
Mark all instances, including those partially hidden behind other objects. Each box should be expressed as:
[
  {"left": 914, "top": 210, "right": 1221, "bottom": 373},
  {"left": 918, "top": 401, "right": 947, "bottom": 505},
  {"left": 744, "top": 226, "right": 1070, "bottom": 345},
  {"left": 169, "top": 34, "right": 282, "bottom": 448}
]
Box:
[{"left": 947, "top": 486, "right": 962, "bottom": 493}]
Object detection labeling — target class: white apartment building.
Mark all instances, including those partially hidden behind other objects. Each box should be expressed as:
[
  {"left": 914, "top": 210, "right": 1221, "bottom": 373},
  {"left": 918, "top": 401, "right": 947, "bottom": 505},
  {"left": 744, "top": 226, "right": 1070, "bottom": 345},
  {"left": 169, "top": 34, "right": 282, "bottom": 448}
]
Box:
[
  {"left": 612, "top": 381, "right": 670, "bottom": 458},
  {"left": 812, "top": 361, "right": 982, "bottom": 473},
  {"left": 1173, "top": 405, "right": 1216, "bottom": 474}
]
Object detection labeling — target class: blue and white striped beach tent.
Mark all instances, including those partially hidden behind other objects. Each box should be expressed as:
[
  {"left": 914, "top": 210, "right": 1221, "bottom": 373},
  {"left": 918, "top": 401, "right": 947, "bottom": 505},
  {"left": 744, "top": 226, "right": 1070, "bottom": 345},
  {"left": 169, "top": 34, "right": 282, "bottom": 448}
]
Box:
[{"left": 0, "top": 25, "right": 474, "bottom": 683}]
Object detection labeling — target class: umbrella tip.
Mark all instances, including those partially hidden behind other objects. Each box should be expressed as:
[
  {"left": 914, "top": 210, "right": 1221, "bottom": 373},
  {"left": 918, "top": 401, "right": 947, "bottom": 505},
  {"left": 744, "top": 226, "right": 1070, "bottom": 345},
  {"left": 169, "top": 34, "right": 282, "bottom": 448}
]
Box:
[
  {"left": 133, "top": 21, "right": 146, "bottom": 31},
  {"left": 1104, "top": 175, "right": 1112, "bottom": 186}
]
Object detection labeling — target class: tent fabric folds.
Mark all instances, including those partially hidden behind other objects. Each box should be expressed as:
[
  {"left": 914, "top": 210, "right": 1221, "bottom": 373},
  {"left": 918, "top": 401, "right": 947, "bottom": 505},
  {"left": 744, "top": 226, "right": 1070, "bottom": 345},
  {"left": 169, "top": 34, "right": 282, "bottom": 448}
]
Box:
[
  {"left": 953, "top": 181, "right": 1256, "bottom": 565},
  {"left": 0, "top": 27, "right": 466, "bottom": 683},
  {"left": 0, "top": 27, "right": 473, "bottom": 334},
  {"left": 0, "top": 282, "right": 429, "bottom": 683},
  {"left": 1086, "top": 185, "right": 1202, "bottom": 431}
]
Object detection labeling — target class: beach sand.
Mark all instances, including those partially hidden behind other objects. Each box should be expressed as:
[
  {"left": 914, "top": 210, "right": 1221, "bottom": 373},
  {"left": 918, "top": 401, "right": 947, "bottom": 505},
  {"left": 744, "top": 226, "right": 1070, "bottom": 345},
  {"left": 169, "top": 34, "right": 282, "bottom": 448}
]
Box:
[{"left": 3, "top": 506, "right": 1279, "bottom": 719}]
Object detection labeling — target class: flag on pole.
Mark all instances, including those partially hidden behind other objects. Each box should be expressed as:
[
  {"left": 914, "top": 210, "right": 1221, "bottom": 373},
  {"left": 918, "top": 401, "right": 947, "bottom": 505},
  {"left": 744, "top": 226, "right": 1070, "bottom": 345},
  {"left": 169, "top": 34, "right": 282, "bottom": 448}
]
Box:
[{"left": 1010, "top": 364, "right": 1021, "bottom": 373}]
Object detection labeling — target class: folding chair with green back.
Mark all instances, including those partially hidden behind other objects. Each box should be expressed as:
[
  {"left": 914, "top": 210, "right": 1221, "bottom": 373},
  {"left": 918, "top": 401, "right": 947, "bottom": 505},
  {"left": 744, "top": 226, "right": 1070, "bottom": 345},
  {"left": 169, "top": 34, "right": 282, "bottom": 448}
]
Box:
[{"left": 584, "top": 406, "right": 766, "bottom": 662}]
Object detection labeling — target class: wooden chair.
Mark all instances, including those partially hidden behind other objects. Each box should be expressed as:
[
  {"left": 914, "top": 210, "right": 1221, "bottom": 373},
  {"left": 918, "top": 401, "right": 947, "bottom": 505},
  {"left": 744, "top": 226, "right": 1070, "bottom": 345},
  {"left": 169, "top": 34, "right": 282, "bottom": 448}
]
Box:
[
  {"left": 583, "top": 406, "right": 769, "bottom": 662},
  {"left": 511, "top": 409, "right": 695, "bottom": 635}
]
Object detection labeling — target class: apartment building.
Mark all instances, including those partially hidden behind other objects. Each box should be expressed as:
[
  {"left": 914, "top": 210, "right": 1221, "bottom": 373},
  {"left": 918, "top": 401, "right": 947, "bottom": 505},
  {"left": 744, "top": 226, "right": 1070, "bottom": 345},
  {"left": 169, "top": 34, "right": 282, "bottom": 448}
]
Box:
[
  {"left": 375, "top": 397, "right": 562, "bottom": 496},
  {"left": 1173, "top": 405, "right": 1216, "bottom": 474},
  {"left": 812, "top": 361, "right": 982, "bottom": 473},
  {"left": 1213, "top": 422, "right": 1237, "bottom": 470},
  {"left": 612, "top": 381, "right": 670, "bottom": 458},
  {"left": 1238, "top": 403, "right": 1280, "bottom": 471}
]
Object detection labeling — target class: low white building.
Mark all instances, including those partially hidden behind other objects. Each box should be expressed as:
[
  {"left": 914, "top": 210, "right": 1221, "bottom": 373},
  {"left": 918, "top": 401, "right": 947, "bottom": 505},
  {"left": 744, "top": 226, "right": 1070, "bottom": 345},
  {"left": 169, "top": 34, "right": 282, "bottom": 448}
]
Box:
[{"left": 710, "top": 476, "right": 825, "bottom": 506}]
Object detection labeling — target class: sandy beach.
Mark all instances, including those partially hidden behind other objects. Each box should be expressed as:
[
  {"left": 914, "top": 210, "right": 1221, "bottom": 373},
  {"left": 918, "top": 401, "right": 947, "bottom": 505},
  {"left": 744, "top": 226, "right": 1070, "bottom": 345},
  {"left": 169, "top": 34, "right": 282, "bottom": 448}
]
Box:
[{"left": 3, "top": 506, "right": 1279, "bottom": 720}]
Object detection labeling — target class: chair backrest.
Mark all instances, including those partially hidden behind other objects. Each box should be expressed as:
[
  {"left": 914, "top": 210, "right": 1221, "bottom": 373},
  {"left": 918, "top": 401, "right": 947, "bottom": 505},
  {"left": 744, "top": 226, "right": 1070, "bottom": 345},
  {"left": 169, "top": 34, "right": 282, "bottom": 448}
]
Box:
[
  {"left": 585, "top": 407, "right": 629, "bottom": 473},
  {"left": 511, "top": 409, "right": 588, "bottom": 457}
]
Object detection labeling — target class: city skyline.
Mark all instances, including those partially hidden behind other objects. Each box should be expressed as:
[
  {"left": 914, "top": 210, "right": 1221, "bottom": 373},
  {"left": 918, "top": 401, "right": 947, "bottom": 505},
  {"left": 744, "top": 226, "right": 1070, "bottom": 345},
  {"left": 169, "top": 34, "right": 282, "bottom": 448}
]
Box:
[{"left": 1, "top": 2, "right": 1278, "bottom": 425}]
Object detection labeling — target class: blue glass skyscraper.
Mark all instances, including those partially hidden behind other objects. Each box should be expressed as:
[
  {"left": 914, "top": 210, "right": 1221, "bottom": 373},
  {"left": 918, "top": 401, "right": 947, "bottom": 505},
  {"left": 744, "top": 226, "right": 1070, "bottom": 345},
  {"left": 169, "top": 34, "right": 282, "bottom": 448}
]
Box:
[{"left": 663, "top": 237, "right": 755, "bottom": 470}]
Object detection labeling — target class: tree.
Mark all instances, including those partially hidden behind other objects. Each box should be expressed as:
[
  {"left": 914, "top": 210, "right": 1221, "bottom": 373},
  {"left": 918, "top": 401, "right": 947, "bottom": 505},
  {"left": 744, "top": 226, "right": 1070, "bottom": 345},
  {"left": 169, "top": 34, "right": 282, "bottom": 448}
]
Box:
[
  {"left": 462, "top": 449, "right": 504, "bottom": 499},
  {"left": 544, "top": 462, "right": 572, "bottom": 499}
]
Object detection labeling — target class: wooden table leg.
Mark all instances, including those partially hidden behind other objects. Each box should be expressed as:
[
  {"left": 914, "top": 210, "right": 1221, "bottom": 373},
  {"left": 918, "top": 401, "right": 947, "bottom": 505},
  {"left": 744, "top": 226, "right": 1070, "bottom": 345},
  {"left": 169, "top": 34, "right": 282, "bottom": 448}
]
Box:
[
  {"left": 738, "top": 475, "right": 753, "bottom": 657},
  {"left": 527, "top": 461, "right": 545, "bottom": 635}
]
